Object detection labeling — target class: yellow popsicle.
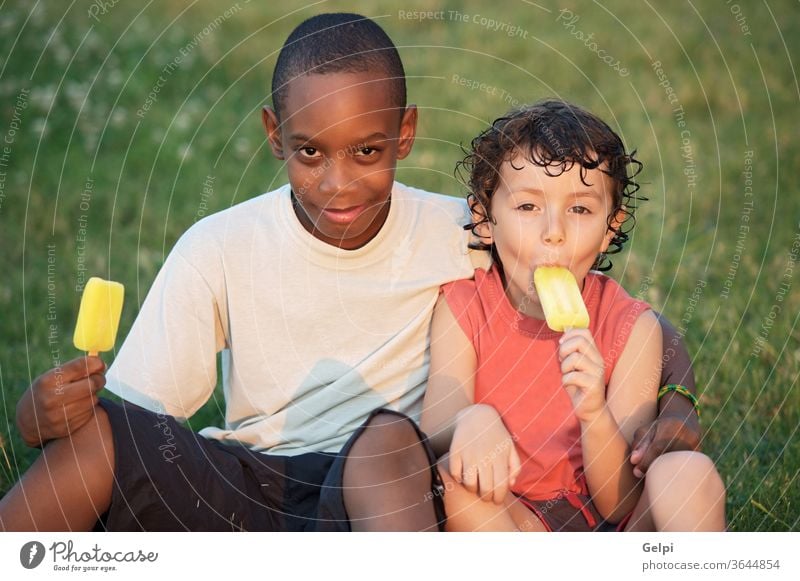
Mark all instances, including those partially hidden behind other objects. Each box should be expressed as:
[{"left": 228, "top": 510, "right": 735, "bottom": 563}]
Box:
[
  {"left": 73, "top": 277, "right": 124, "bottom": 356},
  {"left": 533, "top": 266, "right": 589, "bottom": 332}
]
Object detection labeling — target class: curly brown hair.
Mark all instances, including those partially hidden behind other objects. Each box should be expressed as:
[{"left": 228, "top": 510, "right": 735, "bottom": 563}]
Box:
[{"left": 458, "top": 99, "right": 644, "bottom": 271}]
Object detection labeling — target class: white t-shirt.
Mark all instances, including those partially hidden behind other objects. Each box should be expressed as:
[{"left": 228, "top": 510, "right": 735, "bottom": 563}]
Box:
[{"left": 106, "top": 182, "right": 488, "bottom": 455}]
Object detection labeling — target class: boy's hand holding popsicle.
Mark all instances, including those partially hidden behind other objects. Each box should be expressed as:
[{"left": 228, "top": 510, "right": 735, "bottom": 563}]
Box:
[
  {"left": 16, "top": 278, "right": 123, "bottom": 448},
  {"left": 534, "top": 266, "right": 606, "bottom": 423}
]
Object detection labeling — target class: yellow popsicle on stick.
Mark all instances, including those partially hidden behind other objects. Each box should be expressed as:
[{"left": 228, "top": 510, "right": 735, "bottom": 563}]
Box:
[
  {"left": 73, "top": 277, "right": 124, "bottom": 356},
  {"left": 533, "top": 266, "right": 589, "bottom": 332}
]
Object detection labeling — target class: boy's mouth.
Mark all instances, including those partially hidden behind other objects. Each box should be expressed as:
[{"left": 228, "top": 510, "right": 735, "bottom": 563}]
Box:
[{"left": 321, "top": 205, "right": 367, "bottom": 224}]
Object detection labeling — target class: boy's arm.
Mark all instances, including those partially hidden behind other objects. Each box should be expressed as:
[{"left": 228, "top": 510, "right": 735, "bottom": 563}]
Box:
[
  {"left": 104, "top": 245, "right": 225, "bottom": 420},
  {"left": 420, "top": 294, "right": 476, "bottom": 457},
  {"left": 581, "top": 310, "right": 661, "bottom": 522},
  {"left": 630, "top": 313, "right": 701, "bottom": 477}
]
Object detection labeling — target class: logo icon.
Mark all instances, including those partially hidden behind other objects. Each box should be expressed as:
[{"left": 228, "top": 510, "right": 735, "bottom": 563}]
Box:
[{"left": 19, "top": 541, "right": 46, "bottom": 569}]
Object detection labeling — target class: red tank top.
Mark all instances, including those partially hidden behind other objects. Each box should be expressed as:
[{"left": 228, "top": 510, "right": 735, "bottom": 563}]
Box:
[{"left": 442, "top": 266, "right": 651, "bottom": 500}]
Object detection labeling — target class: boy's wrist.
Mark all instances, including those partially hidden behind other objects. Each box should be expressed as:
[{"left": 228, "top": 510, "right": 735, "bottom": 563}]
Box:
[{"left": 578, "top": 403, "right": 613, "bottom": 428}]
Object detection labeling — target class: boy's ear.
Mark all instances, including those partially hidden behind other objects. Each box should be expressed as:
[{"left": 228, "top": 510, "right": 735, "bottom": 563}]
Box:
[
  {"left": 468, "top": 196, "right": 494, "bottom": 244},
  {"left": 395, "top": 105, "right": 417, "bottom": 160},
  {"left": 601, "top": 206, "right": 627, "bottom": 252},
  {"left": 262, "top": 106, "right": 285, "bottom": 160}
]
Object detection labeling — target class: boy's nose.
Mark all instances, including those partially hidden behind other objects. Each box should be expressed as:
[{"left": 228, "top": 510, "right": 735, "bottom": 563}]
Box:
[
  {"left": 319, "top": 158, "right": 354, "bottom": 198},
  {"left": 542, "top": 212, "right": 565, "bottom": 245}
]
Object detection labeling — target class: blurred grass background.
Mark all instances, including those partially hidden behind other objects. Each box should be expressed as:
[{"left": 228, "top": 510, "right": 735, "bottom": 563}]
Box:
[{"left": 0, "top": 0, "right": 797, "bottom": 531}]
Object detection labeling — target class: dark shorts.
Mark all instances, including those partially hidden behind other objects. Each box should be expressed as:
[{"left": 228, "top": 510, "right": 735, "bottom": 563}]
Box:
[
  {"left": 97, "top": 399, "right": 445, "bottom": 531},
  {"left": 519, "top": 491, "right": 630, "bottom": 532}
]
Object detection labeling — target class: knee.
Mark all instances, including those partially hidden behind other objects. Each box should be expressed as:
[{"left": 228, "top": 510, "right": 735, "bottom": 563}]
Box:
[
  {"left": 354, "top": 411, "right": 422, "bottom": 456},
  {"left": 646, "top": 451, "right": 725, "bottom": 505}
]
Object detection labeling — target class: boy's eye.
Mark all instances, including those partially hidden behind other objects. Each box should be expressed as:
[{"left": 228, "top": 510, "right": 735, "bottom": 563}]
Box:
[
  {"left": 356, "top": 146, "right": 378, "bottom": 157},
  {"left": 570, "top": 206, "right": 591, "bottom": 215},
  {"left": 517, "top": 203, "right": 538, "bottom": 212},
  {"left": 298, "top": 147, "right": 320, "bottom": 158}
]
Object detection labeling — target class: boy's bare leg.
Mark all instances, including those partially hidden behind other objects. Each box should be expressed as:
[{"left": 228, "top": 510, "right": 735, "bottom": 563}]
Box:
[
  {"left": 437, "top": 455, "right": 546, "bottom": 532},
  {"left": 625, "top": 450, "right": 726, "bottom": 531},
  {"left": 0, "top": 406, "right": 114, "bottom": 531},
  {"left": 342, "top": 412, "right": 439, "bottom": 531}
]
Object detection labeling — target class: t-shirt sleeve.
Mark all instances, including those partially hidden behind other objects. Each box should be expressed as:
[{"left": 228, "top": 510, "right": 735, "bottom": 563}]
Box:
[{"left": 105, "top": 234, "right": 226, "bottom": 421}]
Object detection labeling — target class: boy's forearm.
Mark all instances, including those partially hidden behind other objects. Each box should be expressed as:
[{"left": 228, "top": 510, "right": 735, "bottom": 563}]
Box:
[
  {"left": 658, "top": 391, "right": 700, "bottom": 430},
  {"left": 581, "top": 407, "right": 642, "bottom": 522}
]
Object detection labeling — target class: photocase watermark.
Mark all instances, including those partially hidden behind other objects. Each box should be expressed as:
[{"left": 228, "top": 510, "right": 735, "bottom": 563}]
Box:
[
  {"left": 675, "top": 279, "right": 707, "bottom": 341},
  {"left": 451, "top": 73, "right": 520, "bottom": 108},
  {"left": 75, "top": 176, "right": 94, "bottom": 292},
  {"left": 46, "top": 244, "right": 66, "bottom": 395},
  {"left": 43, "top": 540, "right": 158, "bottom": 573},
  {"left": 635, "top": 275, "right": 654, "bottom": 301},
  {"left": 605, "top": 300, "right": 648, "bottom": 370},
  {"left": 397, "top": 9, "right": 529, "bottom": 39},
  {"left": 751, "top": 224, "right": 799, "bottom": 359},
  {"left": 137, "top": 2, "right": 247, "bottom": 119},
  {"left": 87, "top": 0, "right": 121, "bottom": 22},
  {"left": 556, "top": 9, "right": 629, "bottom": 77},
  {"left": 19, "top": 541, "right": 46, "bottom": 569},
  {"left": 0, "top": 87, "right": 30, "bottom": 214},
  {"left": 152, "top": 405, "right": 182, "bottom": 464},
  {"left": 726, "top": 0, "right": 752, "bottom": 37},
  {"left": 195, "top": 174, "right": 215, "bottom": 222},
  {"left": 652, "top": 61, "right": 697, "bottom": 196},
  {"left": 721, "top": 150, "right": 754, "bottom": 299}
]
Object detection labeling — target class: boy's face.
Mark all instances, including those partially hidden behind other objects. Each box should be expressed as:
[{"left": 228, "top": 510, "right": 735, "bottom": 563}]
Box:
[
  {"left": 263, "top": 72, "right": 417, "bottom": 250},
  {"left": 482, "top": 156, "right": 622, "bottom": 318}
]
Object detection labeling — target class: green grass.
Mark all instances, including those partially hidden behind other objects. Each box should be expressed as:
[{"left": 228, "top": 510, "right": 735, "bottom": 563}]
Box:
[{"left": 1, "top": 1, "right": 798, "bottom": 531}]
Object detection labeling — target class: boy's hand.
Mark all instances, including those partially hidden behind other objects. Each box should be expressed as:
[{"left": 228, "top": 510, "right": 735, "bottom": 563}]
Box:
[
  {"left": 449, "top": 404, "right": 521, "bottom": 505},
  {"left": 630, "top": 414, "right": 701, "bottom": 478},
  {"left": 16, "top": 356, "right": 106, "bottom": 447},
  {"left": 558, "top": 329, "right": 606, "bottom": 422}
]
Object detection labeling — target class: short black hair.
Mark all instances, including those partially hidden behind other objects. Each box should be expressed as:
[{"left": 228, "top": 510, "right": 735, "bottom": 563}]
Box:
[
  {"left": 271, "top": 13, "right": 406, "bottom": 119},
  {"left": 459, "top": 99, "right": 645, "bottom": 271}
]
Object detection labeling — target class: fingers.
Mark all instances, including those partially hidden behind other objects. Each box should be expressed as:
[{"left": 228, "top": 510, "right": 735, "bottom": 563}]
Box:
[
  {"left": 39, "top": 356, "right": 106, "bottom": 386},
  {"left": 560, "top": 352, "right": 603, "bottom": 379},
  {"left": 477, "top": 464, "right": 496, "bottom": 503},
  {"left": 40, "top": 375, "right": 105, "bottom": 409},
  {"left": 630, "top": 424, "right": 656, "bottom": 478},
  {"left": 630, "top": 424, "right": 660, "bottom": 478},
  {"left": 492, "top": 458, "right": 510, "bottom": 504},
  {"left": 449, "top": 452, "right": 464, "bottom": 485},
  {"left": 558, "top": 332, "right": 604, "bottom": 388},
  {"left": 561, "top": 371, "right": 601, "bottom": 391},
  {"left": 462, "top": 460, "right": 479, "bottom": 495},
  {"left": 630, "top": 424, "right": 655, "bottom": 463},
  {"left": 558, "top": 330, "right": 603, "bottom": 365}
]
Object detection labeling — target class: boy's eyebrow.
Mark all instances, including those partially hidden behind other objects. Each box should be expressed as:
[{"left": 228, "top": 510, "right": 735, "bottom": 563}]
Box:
[
  {"left": 287, "top": 132, "right": 389, "bottom": 143},
  {"left": 511, "top": 188, "right": 606, "bottom": 198}
]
